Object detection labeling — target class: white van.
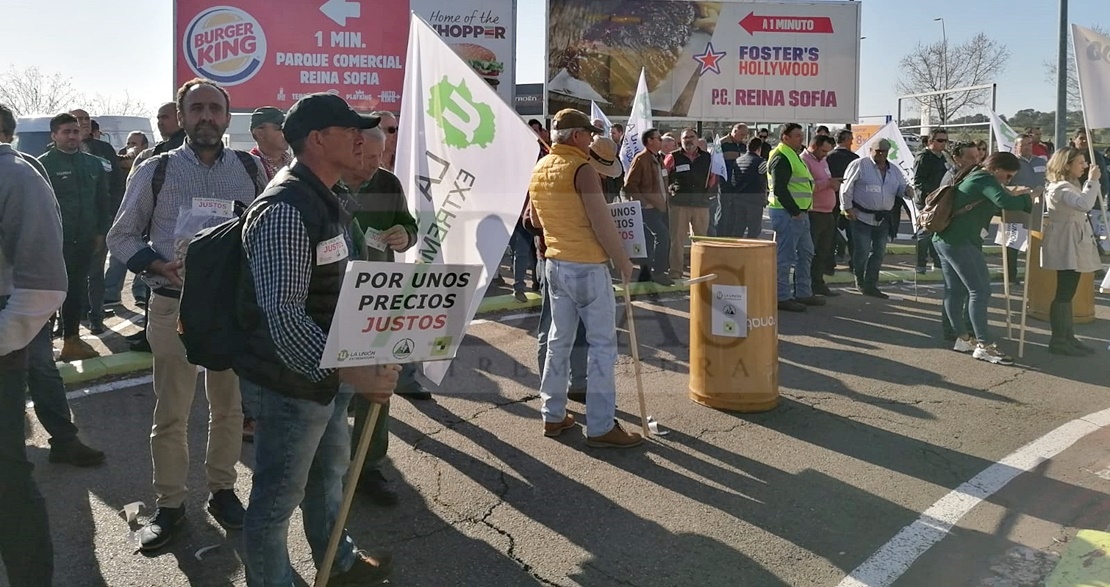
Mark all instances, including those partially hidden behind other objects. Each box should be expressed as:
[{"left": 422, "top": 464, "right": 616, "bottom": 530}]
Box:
[{"left": 14, "top": 115, "right": 156, "bottom": 157}]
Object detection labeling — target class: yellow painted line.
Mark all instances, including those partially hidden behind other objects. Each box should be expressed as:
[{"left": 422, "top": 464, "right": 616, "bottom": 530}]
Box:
[{"left": 1045, "top": 529, "right": 1110, "bottom": 587}]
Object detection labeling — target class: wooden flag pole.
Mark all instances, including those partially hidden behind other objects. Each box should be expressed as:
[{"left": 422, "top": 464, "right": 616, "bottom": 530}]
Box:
[
  {"left": 620, "top": 282, "right": 651, "bottom": 438},
  {"left": 1018, "top": 191, "right": 1043, "bottom": 358},
  {"left": 1000, "top": 217, "right": 1013, "bottom": 340},
  {"left": 315, "top": 401, "right": 384, "bottom": 587}
]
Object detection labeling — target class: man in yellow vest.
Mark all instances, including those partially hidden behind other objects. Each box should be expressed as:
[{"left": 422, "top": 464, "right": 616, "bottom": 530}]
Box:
[
  {"left": 767, "top": 123, "right": 826, "bottom": 312},
  {"left": 528, "top": 109, "right": 642, "bottom": 449}
]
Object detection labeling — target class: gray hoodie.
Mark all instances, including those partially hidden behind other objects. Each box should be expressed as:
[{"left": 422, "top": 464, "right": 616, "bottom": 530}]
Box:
[{"left": 0, "top": 143, "right": 68, "bottom": 356}]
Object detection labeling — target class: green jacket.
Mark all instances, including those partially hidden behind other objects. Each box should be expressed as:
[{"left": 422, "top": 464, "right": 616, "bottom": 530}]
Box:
[
  {"left": 334, "top": 168, "right": 417, "bottom": 262},
  {"left": 37, "top": 148, "right": 112, "bottom": 244},
  {"left": 934, "top": 169, "right": 1032, "bottom": 248}
]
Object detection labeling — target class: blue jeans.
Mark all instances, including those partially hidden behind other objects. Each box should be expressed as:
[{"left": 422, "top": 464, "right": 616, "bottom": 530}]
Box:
[
  {"left": 541, "top": 260, "right": 617, "bottom": 437},
  {"left": 510, "top": 221, "right": 537, "bottom": 294},
  {"left": 240, "top": 379, "right": 359, "bottom": 587},
  {"left": 769, "top": 208, "right": 814, "bottom": 301},
  {"left": 103, "top": 255, "right": 131, "bottom": 301},
  {"left": 641, "top": 207, "right": 671, "bottom": 274},
  {"left": 536, "top": 258, "right": 587, "bottom": 389},
  {"left": 933, "top": 239, "right": 993, "bottom": 344},
  {"left": 850, "top": 218, "right": 889, "bottom": 289},
  {"left": 26, "top": 321, "right": 78, "bottom": 447}
]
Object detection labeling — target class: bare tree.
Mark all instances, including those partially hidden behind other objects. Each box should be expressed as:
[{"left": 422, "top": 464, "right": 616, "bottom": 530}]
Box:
[
  {"left": 897, "top": 33, "right": 1010, "bottom": 124},
  {"left": 1043, "top": 24, "right": 1109, "bottom": 111},
  {"left": 0, "top": 65, "right": 83, "bottom": 116},
  {"left": 85, "top": 91, "right": 152, "bottom": 117}
]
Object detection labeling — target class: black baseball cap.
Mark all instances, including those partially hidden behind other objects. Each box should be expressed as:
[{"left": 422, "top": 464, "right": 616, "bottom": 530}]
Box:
[{"left": 282, "top": 93, "right": 379, "bottom": 144}]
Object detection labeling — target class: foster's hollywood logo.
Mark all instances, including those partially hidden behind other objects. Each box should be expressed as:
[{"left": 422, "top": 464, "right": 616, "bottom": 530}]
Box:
[{"left": 184, "top": 6, "right": 267, "bottom": 85}]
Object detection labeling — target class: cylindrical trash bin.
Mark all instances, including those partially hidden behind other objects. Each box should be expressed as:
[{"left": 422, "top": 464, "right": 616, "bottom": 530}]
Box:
[
  {"left": 688, "top": 238, "right": 779, "bottom": 412},
  {"left": 1025, "top": 232, "right": 1096, "bottom": 324}
]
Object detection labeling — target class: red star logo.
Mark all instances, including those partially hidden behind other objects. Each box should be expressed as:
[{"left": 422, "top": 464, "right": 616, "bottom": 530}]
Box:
[{"left": 693, "top": 42, "right": 726, "bottom": 76}]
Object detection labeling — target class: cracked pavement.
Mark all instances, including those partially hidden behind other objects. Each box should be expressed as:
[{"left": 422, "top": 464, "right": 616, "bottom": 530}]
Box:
[{"left": 19, "top": 285, "right": 1110, "bottom": 586}]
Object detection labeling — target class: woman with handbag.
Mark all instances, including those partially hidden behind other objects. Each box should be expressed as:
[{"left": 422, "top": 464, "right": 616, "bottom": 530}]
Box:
[
  {"left": 933, "top": 152, "right": 1033, "bottom": 365},
  {"left": 1040, "top": 147, "right": 1102, "bottom": 356}
]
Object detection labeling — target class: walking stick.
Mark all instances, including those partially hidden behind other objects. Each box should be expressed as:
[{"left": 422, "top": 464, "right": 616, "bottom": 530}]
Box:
[
  {"left": 315, "top": 400, "right": 384, "bottom": 587},
  {"left": 620, "top": 282, "right": 651, "bottom": 437}
]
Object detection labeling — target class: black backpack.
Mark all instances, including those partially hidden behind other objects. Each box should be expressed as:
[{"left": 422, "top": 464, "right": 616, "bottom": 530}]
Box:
[
  {"left": 177, "top": 173, "right": 332, "bottom": 371},
  {"left": 171, "top": 151, "right": 264, "bottom": 371}
]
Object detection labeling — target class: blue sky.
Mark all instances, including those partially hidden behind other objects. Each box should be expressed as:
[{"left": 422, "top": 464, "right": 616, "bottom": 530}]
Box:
[{"left": 5, "top": 0, "right": 1103, "bottom": 119}]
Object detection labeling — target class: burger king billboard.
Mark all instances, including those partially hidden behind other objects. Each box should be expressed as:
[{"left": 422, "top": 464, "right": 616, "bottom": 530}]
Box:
[{"left": 174, "top": 0, "right": 516, "bottom": 111}]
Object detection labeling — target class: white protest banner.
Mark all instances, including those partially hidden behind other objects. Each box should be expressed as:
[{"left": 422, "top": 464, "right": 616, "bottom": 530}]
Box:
[
  {"left": 989, "top": 110, "right": 1020, "bottom": 154},
  {"left": 395, "top": 15, "right": 538, "bottom": 384},
  {"left": 619, "top": 68, "right": 652, "bottom": 175},
  {"left": 993, "top": 221, "right": 1029, "bottom": 252},
  {"left": 855, "top": 120, "right": 917, "bottom": 228},
  {"left": 1073, "top": 24, "right": 1110, "bottom": 129},
  {"left": 590, "top": 100, "right": 613, "bottom": 133},
  {"left": 1072, "top": 24, "right": 1110, "bottom": 245},
  {"left": 708, "top": 134, "right": 729, "bottom": 179},
  {"left": 609, "top": 200, "right": 647, "bottom": 259},
  {"left": 320, "top": 262, "right": 482, "bottom": 368}
]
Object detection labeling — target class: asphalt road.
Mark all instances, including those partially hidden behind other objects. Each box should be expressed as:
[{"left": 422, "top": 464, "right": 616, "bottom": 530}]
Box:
[{"left": 16, "top": 279, "right": 1110, "bottom": 587}]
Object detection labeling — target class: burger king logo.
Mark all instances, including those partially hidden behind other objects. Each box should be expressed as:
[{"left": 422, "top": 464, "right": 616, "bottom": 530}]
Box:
[{"left": 183, "top": 6, "right": 267, "bottom": 86}]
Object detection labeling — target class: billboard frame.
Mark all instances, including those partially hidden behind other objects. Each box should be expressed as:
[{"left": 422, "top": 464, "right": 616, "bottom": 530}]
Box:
[{"left": 543, "top": 0, "right": 862, "bottom": 124}]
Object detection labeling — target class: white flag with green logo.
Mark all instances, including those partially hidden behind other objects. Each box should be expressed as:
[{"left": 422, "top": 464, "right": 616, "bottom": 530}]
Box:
[
  {"left": 619, "top": 69, "right": 653, "bottom": 174},
  {"left": 396, "top": 14, "right": 538, "bottom": 385},
  {"left": 854, "top": 121, "right": 917, "bottom": 227},
  {"left": 989, "top": 110, "right": 1019, "bottom": 154}
]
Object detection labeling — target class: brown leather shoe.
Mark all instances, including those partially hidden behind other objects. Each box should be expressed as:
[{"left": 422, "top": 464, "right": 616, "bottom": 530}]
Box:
[
  {"left": 59, "top": 336, "right": 100, "bottom": 362},
  {"left": 543, "top": 414, "right": 576, "bottom": 438},
  {"left": 586, "top": 421, "right": 644, "bottom": 448}
]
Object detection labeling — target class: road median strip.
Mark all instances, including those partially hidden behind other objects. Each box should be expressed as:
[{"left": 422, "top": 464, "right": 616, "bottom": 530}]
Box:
[{"left": 59, "top": 267, "right": 1025, "bottom": 386}]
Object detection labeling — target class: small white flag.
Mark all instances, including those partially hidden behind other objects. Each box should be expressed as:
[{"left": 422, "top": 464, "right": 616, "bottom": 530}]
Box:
[
  {"left": 708, "top": 134, "right": 728, "bottom": 179},
  {"left": 988, "top": 110, "right": 1020, "bottom": 154},
  {"left": 590, "top": 101, "right": 612, "bottom": 134},
  {"left": 619, "top": 68, "right": 653, "bottom": 174}
]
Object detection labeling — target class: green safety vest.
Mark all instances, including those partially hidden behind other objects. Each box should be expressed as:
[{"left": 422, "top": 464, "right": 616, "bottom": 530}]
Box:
[{"left": 766, "top": 142, "right": 814, "bottom": 210}]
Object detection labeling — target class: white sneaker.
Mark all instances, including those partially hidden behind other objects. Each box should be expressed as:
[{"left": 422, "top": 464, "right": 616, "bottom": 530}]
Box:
[
  {"left": 953, "top": 335, "right": 976, "bottom": 353},
  {"left": 973, "top": 343, "right": 1014, "bottom": 365}
]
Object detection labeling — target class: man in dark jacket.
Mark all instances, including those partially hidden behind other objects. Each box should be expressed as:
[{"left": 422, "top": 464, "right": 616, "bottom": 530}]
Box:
[
  {"left": 38, "top": 112, "right": 111, "bottom": 361},
  {"left": 71, "top": 110, "right": 124, "bottom": 330},
  {"left": 717, "top": 137, "right": 767, "bottom": 238},
  {"left": 130, "top": 102, "right": 187, "bottom": 178},
  {"left": 237, "top": 93, "right": 396, "bottom": 585},
  {"left": 912, "top": 129, "right": 949, "bottom": 272},
  {"left": 664, "top": 128, "right": 715, "bottom": 278},
  {"left": 827, "top": 130, "right": 860, "bottom": 264},
  {"left": 336, "top": 125, "right": 421, "bottom": 507}
]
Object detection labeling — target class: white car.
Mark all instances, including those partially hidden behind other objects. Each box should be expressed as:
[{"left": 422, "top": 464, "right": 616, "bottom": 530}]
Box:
[{"left": 902, "top": 133, "right": 923, "bottom": 152}]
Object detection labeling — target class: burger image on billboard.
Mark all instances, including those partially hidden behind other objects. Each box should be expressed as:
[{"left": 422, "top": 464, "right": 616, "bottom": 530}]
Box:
[
  {"left": 452, "top": 43, "right": 503, "bottom": 87},
  {"left": 184, "top": 6, "right": 267, "bottom": 86}
]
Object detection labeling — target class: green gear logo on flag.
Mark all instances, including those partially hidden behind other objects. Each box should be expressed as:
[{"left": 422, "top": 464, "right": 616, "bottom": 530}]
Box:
[
  {"left": 886, "top": 140, "right": 900, "bottom": 163},
  {"left": 427, "top": 77, "right": 496, "bottom": 149}
]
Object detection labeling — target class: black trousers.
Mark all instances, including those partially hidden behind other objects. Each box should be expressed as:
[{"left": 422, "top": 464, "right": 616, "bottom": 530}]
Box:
[
  {"left": 61, "top": 239, "right": 95, "bottom": 338},
  {"left": 1054, "top": 269, "right": 1081, "bottom": 303},
  {"left": 0, "top": 298, "right": 54, "bottom": 587},
  {"left": 809, "top": 211, "right": 838, "bottom": 288}
]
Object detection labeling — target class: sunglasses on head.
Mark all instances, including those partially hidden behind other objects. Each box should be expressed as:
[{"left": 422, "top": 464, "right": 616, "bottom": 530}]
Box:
[{"left": 383, "top": 126, "right": 398, "bottom": 134}]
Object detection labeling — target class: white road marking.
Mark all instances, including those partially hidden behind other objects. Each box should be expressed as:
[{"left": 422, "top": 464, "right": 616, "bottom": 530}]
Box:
[
  {"left": 837, "top": 407, "right": 1110, "bottom": 587},
  {"left": 66, "top": 375, "right": 153, "bottom": 401}
]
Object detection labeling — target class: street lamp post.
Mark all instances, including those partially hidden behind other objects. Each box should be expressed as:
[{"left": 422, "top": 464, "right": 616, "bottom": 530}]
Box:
[
  {"left": 934, "top": 17, "right": 948, "bottom": 125},
  {"left": 1055, "top": 0, "right": 1068, "bottom": 151}
]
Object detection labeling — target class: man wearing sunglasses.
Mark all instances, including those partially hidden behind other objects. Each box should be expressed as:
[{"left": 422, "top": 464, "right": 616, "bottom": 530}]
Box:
[{"left": 912, "top": 128, "right": 950, "bottom": 273}]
